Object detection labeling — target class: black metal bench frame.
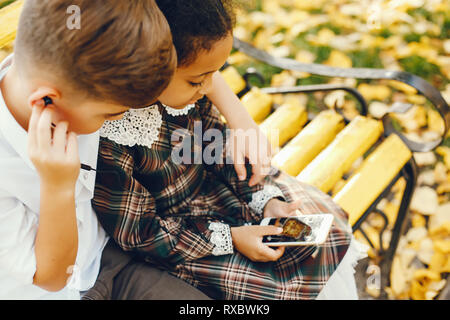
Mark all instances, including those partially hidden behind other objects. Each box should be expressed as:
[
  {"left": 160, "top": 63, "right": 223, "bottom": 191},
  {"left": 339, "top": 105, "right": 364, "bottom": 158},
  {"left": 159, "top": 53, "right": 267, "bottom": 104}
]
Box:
[{"left": 232, "top": 37, "right": 449, "bottom": 299}]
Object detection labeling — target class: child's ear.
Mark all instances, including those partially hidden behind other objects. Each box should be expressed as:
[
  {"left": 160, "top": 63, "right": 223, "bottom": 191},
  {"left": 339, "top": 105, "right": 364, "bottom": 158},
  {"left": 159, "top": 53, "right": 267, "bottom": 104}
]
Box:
[{"left": 28, "top": 87, "right": 60, "bottom": 108}]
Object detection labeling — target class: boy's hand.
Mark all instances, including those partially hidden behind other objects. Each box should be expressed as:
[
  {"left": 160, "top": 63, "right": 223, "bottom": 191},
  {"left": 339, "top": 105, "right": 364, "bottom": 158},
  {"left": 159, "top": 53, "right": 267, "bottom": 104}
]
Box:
[
  {"left": 263, "top": 198, "right": 302, "bottom": 219},
  {"left": 230, "top": 225, "right": 285, "bottom": 262},
  {"left": 228, "top": 127, "right": 273, "bottom": 187},
  {"left": 28, "top": 105, "right": 80, "bottom": 190}
]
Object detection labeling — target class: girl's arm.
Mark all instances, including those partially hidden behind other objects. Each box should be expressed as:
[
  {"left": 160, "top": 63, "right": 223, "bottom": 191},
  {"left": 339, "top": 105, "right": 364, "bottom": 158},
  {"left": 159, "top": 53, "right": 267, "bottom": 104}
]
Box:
[
  {"left": 207, "top": 72, "right": 255, "bottom": 131},
  {"left": 94, "top": 138, "right": 285, "bottom": 264},
  {"left": 92, "top": 139, "right": 235, "bottom": 266},
  {"left": 207, "top": 72, "right": 272, "bottom": 187},
  {"left": 199, "top": 98, "right": 287, "bottom": 217},
  {"left": 231, "top": 225, "right": 285, "bottom": 262}
]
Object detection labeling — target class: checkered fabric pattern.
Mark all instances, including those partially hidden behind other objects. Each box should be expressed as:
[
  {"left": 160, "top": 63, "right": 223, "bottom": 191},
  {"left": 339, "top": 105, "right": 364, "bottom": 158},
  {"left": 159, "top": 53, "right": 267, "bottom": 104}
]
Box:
[{"left": 92, "top": 98, "right": 352, "bottom": 299}]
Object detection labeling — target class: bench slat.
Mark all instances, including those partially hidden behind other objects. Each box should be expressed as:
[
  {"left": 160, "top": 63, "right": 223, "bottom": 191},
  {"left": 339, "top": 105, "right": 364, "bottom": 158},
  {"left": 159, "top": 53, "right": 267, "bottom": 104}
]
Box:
[
  {"left": 221, "top": 66, "right": 247, "bottom": 95},
  {"left": 0, "top": 0, "right": 22, "bottom": 50},
  {"left": 259, "top": 97, "right": 307, "bottom": 151},
  {"left": 0, "top": 0, "right": 16, "bottom": 9},
  {"left": 333, "top": 134, "right": 412, "bottom": 226},
  {"left": 240, "top": 87, "right": 273, "bottom": 124},
  {"left": 297, "top": 116, "right": 383, "bottom": 193}
]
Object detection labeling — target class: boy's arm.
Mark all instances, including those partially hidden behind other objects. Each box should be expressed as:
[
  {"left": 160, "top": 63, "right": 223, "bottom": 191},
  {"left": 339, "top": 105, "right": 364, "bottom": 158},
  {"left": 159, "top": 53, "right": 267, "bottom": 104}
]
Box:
[
  {"left": 28, "top": 105, "right": 80, "bottom": 292},
  {"left": 206, "top": 72, "right": 272, "bottom": 186},
  {"left": 33, "top": 184, "right": 78, "bottom": 292}
]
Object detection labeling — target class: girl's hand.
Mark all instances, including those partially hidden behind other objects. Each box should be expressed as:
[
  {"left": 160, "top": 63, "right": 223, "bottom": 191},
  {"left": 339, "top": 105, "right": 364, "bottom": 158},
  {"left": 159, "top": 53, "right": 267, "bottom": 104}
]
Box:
[
  {"left": 228, "top": 126, "right": 273, "bottom": 187},
  {"left": 28, "top": 105, "right": 80, "bottom": 191},
  {"left": 263, "top": 198, "right": 302, "bottom": 219},
  {"left": 207, "top": 72, "right": 274, "bottom": 187},
  {"left": 230, "top": 225, "right": 285, "bottom": 262}
]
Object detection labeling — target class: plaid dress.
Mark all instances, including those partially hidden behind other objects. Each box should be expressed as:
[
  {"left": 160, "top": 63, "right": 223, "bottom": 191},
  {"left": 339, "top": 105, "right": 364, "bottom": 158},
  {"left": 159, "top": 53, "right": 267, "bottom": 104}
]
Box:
[{"left": 93, "top": 98, "right": 353, "bottom": 300}]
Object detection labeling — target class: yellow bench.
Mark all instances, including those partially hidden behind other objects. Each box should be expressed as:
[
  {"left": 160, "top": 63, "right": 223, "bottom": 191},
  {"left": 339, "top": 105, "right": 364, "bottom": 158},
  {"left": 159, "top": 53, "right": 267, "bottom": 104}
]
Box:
[
  {"left": 0, "top": 0, "right": 21, "bottom": 50},
  {"left": 230, "top": 73, "right": 414, "bottom": 229},
  {"left": 221, "top": 37, "right": 448, "bottom": 298}
]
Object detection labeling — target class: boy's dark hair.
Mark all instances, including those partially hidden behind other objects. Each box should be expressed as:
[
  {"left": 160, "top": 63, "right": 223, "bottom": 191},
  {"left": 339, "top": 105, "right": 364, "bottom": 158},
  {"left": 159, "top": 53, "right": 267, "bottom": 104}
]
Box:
[
  {"left": 156, "top": 0, "right": 235, "bottom": 67},
  {"left": 15, "top": 0, "right": 176, "bottom": 108}
]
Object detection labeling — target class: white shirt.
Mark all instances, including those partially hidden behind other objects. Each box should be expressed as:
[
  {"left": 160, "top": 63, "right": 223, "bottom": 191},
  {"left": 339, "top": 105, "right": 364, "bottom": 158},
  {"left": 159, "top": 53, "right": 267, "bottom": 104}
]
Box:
[{"left": 0, "top": 55, "right": 108, "bottom": 299}]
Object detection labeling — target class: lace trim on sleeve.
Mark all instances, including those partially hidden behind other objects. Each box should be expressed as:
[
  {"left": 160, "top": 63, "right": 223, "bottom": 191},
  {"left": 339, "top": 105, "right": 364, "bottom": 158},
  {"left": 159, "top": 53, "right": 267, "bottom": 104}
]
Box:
[
  {"left": 248, "top": 185, "right": 285, "bottom": 214},
  {"left": 209, "top": 222, "right": 233, "bottom": 256}
]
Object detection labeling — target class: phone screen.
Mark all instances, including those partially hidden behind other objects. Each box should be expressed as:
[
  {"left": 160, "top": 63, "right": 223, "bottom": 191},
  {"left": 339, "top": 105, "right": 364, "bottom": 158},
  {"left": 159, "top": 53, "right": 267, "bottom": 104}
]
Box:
[{"left": 261, "top": 215, "right": 333, "bottom": 246}]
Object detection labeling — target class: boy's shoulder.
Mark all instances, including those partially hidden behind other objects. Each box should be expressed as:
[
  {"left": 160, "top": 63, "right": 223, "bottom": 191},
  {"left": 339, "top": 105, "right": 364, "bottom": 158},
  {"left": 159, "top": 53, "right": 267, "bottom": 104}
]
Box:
[
  {"left": 0, "top": 54, "right": 12, "bottom": 70},
  {"left": 0, "top": 128, "right": 38, "bottom": 198}
]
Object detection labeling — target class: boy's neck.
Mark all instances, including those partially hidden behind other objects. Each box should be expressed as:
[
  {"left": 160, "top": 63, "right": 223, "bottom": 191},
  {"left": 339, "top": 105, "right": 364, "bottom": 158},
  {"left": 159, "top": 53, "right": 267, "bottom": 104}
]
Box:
[{"left": 0, "top": 63, "right": 31, "bottom": 132}]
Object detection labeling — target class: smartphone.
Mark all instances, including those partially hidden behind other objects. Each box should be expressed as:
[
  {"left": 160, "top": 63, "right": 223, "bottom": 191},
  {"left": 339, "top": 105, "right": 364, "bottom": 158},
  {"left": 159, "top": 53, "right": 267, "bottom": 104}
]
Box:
[{"left": 260, "top": 214, "right": 334, "bottom": 246}]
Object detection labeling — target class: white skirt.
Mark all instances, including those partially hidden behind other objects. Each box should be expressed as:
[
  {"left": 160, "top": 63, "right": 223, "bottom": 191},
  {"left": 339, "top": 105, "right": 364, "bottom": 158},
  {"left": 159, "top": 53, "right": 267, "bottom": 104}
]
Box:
[{"left": 316, "top": 236, "right": 369, "bottom": 300}]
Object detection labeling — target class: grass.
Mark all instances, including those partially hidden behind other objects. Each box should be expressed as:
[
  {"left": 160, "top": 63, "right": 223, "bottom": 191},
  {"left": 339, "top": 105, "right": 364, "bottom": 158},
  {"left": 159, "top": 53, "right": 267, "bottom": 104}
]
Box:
[
  {"left": 443, "top": 14, "right": 450, "bottom": 39},
  {"left": 376, "top": 28, "right": 394, "bottom": 39},
  {"left": 406, "top": 8, "right": 450, "bottom": 40},
  {"left": 0, "top": 0, "right": 15, "bottom": 10},
  {"left": 303, "top": 23, "right": 344, "bottom": 36},
  {"left": 240, "top": 0, "right": 262, "bottom": 12},
  {"left": 407, "top": 7, "right": 434, "bottom": 21},
  {"left": 398, "top": 55, "right": 446, "bottom": 89},
  {"left": 348, "top": 48, "right": 384, "bottom": 69},
  {"left": 442, "top": 137, "right": 450, "bottom": 148},
  {"left": 291, "top": 36, "right": 333, "bottom": 63},
  {"left": 403, "top": 33, "right": 422, "bottom": 43},
  {"left": 235, "top": 62, "right": 284, "bottom": 87},
  {"left": 297, "top": 75, "right": 329, "bottom": 86}
]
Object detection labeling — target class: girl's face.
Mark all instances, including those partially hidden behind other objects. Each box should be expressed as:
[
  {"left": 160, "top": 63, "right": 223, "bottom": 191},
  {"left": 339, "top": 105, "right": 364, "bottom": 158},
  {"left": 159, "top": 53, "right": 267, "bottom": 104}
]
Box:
[{"left": 158, "top": 33, "right": 234, "bottom": 109}]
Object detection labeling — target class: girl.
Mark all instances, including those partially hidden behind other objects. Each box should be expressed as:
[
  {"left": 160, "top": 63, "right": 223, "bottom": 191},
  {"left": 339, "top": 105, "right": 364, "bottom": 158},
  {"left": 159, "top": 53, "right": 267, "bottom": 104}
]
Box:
[{"left": 93, "top": 0, "right": 367, "bottom": 299}]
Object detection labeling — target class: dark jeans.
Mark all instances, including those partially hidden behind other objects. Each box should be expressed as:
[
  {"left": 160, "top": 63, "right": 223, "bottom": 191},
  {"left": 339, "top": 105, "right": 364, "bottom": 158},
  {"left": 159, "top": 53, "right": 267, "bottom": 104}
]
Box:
[{"left": 82, "top": 239, "right": 211, "bottom": 300}]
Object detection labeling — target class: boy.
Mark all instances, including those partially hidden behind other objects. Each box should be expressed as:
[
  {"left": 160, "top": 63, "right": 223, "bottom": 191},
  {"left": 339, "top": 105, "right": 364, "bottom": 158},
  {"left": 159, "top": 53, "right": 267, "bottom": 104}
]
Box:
[{"left": 0, "top": 0, "right": 208, "bottom": 299}]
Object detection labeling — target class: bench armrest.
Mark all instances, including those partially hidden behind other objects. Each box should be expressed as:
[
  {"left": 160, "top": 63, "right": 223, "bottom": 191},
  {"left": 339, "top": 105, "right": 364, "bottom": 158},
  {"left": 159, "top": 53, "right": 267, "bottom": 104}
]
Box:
[{"left": 260, "top": 84, "right": 369, "bottom": 121}]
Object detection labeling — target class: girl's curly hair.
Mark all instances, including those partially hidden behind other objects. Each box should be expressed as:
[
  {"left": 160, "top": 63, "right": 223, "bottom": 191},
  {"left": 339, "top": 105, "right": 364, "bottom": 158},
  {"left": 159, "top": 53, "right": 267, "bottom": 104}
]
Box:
[{"left": 156, "top": 0, "right": 236, "bottom": 67}]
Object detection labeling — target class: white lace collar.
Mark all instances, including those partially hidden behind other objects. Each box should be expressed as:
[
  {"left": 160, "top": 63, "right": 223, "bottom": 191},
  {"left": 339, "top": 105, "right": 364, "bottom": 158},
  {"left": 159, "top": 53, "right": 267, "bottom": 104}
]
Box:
[
  {"left": 163, "top": 103, "right": 196, "bottom": 117},
  {"left": 100, "top": 104, "right": 162, "bottom": 148},
  {"left": 100, "top": 102, "right": 196, "bottom": 149}
]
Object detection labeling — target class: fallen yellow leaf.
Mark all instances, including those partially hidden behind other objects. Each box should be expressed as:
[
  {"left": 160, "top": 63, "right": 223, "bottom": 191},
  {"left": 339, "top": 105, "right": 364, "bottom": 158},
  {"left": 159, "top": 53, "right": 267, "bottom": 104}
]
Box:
[
  {"left": 227, "top": 52, "right": 252, "bottom": 66},
  {"left": 406, "top": 94, "right": 426, "bottom": 105},
  {"left": 271, "top": 70, "right": 297, "bottom": 87},
  {"left": 324, "top": 50, "right": 353, "bottom": 68},
  {"left": 437, "top": 181, "right": 450, "bottom": 194},
  {"left": 390, "top": 256, "right": 409, "bottom": 296},
  {"left": 436, "top": 146, "right": 450, "bottom": 169},
  {"left": 392, "top": 105, "right": 428, "bottom": 132},
  {"left": 307, "top": 28, "right": 336, "bottom": 46},
  {"left": 433, "top": 240, "right": 450, "bottom": 254},
  {"left": 414, "top": 269, "right": 441, "bottom": 282},
  {"left": 410, "top": 280, "right": 426, "bottom": 300},
  {"left": 411, "top": 213, "right": 427, "bottom": 228},
  {"left": 430, "top": 222, "right": 450, "bottom": 238},
  {"left": 388, "top": 80, "right": 418, "bottom": 95},
  {"left": 429, "top": 251, "right": 447, "bottom": 274},
  {"left": 427, "top": 108, "right": 446, "bottom": 134},
  {"left": 357, "top": 83, "right": 391, "bottom": 101}
]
